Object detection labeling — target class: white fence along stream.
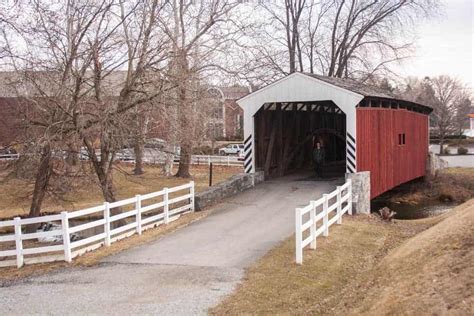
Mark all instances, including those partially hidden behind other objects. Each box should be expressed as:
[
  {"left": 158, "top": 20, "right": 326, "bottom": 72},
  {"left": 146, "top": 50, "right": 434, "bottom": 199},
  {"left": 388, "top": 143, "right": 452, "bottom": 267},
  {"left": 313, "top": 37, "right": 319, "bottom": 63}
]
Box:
[
  {"left": 295, "top": 180, "right": 352, "bottom": 264},
  {"left": 0, "top": 182, "right": 194, "bottom": 268}
]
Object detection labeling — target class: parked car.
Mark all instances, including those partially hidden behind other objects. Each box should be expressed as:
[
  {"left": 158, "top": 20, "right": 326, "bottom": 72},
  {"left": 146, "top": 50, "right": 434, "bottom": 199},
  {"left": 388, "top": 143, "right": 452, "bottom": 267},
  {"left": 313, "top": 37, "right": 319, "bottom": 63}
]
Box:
[
  {"left": 238, "top": 149, "right": 246, "bottom": 161},
  {"left": 219, "top": 144, "right": 244, "bottom": 156}
]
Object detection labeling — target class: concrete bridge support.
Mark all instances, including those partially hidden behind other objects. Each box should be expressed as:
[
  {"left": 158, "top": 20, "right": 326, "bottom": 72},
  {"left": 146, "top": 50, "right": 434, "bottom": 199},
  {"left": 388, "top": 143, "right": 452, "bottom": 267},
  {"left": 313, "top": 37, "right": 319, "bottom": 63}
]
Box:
[{"left": 346, "top": 171, "right": 371, "bottom": 214}]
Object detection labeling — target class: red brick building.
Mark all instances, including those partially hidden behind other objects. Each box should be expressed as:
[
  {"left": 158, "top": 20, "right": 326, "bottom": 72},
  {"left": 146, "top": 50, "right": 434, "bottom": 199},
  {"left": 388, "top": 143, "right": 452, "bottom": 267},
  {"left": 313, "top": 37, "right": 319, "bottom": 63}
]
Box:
[{"left": 207, "top": 86, "right": 248, "bottom": 140}]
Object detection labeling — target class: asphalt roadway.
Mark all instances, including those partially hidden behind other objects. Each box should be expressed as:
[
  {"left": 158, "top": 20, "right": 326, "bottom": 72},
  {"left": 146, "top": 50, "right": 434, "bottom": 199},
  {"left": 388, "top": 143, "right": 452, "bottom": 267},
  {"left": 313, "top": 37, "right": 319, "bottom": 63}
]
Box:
[{"left": 0, "top": 174, "right": 339, "bottom": 315}]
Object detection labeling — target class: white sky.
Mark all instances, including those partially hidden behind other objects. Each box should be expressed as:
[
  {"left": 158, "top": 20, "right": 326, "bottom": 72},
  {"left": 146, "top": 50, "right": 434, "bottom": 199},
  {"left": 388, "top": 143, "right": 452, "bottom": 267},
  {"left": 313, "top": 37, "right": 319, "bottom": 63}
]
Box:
[{"left": 396, "top": 0, "right": 473, "bottom": 89}]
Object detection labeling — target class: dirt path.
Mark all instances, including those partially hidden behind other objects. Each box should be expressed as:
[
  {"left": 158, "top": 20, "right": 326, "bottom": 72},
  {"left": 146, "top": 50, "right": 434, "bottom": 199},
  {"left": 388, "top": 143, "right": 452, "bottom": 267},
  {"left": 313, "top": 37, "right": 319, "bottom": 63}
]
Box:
[{"left": 0, "top": 175, "right": 339, "bottom": 315}]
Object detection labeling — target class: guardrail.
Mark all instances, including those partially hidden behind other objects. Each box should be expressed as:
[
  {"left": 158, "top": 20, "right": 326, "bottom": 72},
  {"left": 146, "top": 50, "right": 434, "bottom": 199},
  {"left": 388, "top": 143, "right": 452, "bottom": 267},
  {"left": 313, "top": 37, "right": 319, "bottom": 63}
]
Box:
[
  {"left": 295, "top": 180, "right": 352, "bottom": 264},
  {"left": 0, "top": 181, "right": 194, "bottom": 268}
]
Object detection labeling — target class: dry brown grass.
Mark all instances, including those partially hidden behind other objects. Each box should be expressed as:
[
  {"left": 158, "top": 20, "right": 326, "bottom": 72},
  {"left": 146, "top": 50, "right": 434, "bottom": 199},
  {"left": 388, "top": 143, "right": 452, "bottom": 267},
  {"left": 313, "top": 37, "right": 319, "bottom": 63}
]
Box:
[
  {"left": 211, "top": 216, "right": 430, "bottom": 315},
  {"left": 0, "top": 163, "right": 241, "bottom": 219},
  {"left": 211, "top": 201, "right": 473, "bottom": 315},
  {"left": 345, "top": 199, "right": 474, "bottom": 315},
  {"left": 388, "top": 168, "right": 474, "bottom": 205}
]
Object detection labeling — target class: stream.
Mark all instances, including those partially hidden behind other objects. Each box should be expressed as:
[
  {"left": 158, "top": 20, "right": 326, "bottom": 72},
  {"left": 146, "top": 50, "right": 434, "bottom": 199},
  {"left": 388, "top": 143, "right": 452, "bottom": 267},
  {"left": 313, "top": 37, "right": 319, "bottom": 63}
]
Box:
[{"left": 371, "top": 199, "right": 454, "bottom": 220}]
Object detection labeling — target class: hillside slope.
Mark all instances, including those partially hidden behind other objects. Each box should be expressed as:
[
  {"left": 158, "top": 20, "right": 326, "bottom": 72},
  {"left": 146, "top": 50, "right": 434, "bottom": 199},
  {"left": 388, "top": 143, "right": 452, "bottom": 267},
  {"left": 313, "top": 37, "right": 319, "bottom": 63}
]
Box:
[{"left": 349, "top": 199, "right": 473, "bottom": 315}]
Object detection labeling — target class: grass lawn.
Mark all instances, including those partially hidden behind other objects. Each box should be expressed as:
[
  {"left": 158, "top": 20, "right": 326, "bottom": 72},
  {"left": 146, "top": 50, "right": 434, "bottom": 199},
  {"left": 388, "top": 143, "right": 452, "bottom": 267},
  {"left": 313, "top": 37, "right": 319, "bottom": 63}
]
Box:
[
  {"left": 0, "top": 163, "right": 242, "bottom": 219},
  {"left": 211, "top": 200, "right": 473, "bottom": 315}
]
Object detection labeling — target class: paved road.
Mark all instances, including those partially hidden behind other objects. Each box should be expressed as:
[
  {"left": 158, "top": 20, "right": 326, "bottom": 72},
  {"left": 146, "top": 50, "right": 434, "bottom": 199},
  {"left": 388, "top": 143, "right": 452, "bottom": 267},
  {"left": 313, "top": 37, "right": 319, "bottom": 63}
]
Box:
[
  {"left": 0, "top": 175, "right": 339, "bottom": 315},
  {"left": 438, "top": 155, "right": 474, "bottom": 168},
  {"left": 429, "top": 145, "right": 474, "bottom": 168}
]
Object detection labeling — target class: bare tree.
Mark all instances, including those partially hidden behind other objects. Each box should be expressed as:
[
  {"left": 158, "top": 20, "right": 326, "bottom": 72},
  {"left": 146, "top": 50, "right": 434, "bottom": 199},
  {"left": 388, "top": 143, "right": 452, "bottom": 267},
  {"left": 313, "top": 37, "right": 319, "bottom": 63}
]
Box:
[
  {"left": 417, "top": 76, "right": 471, "bottom": 154},
  {"left": 160, "top": 0, "right": 240, "bottom": 178},
  {"left": 77, "top": 0, "right": 168, "bottom": 202},
  {"left": 3, "top": 0, "right": 168, "bottom": 217},
  {"left": 239, "top": 0, "right": 439, "bottom": 85},
  {"left": 1, "top": 0, "right": 113, "bottom": 218}
]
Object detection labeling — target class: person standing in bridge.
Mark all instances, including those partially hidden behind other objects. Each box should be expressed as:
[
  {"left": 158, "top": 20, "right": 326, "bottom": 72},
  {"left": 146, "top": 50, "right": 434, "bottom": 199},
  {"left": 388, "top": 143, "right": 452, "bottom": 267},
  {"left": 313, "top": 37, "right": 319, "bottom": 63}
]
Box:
[{"left": 313, "top": 142, "right": 325, "bottom": 177}]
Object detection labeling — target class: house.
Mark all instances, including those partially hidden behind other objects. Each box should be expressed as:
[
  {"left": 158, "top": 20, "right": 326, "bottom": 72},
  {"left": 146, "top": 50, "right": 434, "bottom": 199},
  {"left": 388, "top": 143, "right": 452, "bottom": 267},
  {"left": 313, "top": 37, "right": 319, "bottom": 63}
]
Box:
[
  {"left": 238, "top": 72, "right": 432, "bottom": 199},
  {"left": 207, "top": 86, "right": 248, "bottom": 140},
  {"left": 465, "top": 109, "right": 474, "bottom": 138}
]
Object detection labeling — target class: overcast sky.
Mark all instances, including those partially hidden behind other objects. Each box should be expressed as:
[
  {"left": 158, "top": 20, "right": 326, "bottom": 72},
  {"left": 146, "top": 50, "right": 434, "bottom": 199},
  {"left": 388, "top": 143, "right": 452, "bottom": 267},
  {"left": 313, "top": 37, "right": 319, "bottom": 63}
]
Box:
[{"left": 396, "top": 0, "right": 473, "bottom": 89}]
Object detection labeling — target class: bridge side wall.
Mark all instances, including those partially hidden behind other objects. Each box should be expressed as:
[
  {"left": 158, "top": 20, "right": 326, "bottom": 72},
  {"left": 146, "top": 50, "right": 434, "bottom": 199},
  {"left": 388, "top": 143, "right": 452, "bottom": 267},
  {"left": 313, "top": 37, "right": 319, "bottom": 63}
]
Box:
[{"left": 356, "top": 108, "right": 429, "bottom": 198}]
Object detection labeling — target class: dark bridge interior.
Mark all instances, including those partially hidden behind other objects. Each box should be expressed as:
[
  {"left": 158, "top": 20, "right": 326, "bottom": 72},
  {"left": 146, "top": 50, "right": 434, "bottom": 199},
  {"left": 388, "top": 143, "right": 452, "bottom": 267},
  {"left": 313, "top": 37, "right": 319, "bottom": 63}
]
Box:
[{"left": 254, "top": 101, "right": 346, "bottom": 179}]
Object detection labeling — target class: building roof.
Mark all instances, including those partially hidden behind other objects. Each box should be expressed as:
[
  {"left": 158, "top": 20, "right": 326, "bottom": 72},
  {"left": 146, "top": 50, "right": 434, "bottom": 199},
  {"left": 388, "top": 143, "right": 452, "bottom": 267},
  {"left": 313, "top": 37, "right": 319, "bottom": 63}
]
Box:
[
  {"left": 219, "top": 86, "right": 249, "bottom": 100},
  {"left": 0, "top": 71, "right": 151, "bottom": 98},
  {"left": 306, "top": 74, "right": 399, "bottom": 99},
  {"left": 305, "top": 73, "right": 432, "bottom": 112}
]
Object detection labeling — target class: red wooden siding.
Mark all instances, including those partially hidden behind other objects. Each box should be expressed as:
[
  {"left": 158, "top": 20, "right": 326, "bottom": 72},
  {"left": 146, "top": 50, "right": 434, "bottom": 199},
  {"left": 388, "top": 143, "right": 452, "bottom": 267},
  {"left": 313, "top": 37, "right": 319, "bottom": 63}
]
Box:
[{"left": 356, "top": 108, "right": 429, "bottom": 198}]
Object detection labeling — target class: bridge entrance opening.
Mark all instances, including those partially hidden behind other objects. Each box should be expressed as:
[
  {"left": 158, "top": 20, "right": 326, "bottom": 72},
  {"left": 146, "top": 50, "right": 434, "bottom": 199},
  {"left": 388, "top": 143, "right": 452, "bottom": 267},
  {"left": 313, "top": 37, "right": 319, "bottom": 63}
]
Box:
[{"left": 253, "top": 101, "right": 346, "bottom": 179}]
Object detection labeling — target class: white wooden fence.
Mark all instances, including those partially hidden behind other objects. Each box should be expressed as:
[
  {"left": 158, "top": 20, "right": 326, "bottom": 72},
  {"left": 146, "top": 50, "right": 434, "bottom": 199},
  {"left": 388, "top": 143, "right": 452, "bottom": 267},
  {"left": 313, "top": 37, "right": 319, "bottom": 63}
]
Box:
[
  {"left": 1, "top": 152, "right": 243, "bottom": 167},
  {"left": 295, "top": 180, "right": 352, "bottom": 264},
  {"left": 0, "top": 182, "right": 195, "bottom": 268},
  {"left": 191, "top": 155, "right": 243, "bottom": 166},
  {"left": 0, "top": 153, "right": 19, "bottom": 161}
]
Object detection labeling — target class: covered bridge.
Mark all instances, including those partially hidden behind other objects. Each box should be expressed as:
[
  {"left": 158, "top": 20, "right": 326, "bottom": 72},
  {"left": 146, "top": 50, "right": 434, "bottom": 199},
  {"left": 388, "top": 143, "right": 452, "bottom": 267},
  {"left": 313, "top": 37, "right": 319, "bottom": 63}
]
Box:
[{"left": 238, "top": 72, "right": 432, "bottom": 198}]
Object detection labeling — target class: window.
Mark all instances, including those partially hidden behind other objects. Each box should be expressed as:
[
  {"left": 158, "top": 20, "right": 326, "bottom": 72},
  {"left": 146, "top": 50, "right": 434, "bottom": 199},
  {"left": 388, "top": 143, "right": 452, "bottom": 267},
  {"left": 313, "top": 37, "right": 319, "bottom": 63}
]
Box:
[{"left": 398, "top": 133, "right": 406, "bottom": 145}]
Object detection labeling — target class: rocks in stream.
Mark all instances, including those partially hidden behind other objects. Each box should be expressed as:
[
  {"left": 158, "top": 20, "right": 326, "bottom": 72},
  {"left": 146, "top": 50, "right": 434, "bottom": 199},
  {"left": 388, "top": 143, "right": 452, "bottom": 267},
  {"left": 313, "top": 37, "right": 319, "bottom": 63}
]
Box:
[
  {"left": 37, "top": 222, "right": 82, "bottom": 243},
  {"left": 378, "top": 207, "right": 397, "bottom": 222}
]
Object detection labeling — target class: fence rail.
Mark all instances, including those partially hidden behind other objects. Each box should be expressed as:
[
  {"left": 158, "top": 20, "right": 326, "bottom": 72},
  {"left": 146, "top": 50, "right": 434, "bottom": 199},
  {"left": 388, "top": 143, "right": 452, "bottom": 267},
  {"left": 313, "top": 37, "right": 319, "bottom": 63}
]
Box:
[
  {"left": 0, "top": 153, "right": 19, "bottom": 161},
  {"left": 295, "top": 180, "right": 352, "bottom": 264},
  {"left": 190, "top": 155, "right": 243, "bottom": 166},
  {"left": 0, "top": 182, "right": 195, "bottom": 268},
  {"left": 0, "top": 152, "right": 243, "bottom": 167}
]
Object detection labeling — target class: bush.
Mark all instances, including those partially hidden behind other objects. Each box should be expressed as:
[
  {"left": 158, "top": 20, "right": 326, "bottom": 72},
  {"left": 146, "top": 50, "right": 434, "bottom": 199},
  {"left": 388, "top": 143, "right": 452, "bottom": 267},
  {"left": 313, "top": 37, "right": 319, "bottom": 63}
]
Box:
[{"left": 457, "top": 147, "right": 468, "bottom": 155}]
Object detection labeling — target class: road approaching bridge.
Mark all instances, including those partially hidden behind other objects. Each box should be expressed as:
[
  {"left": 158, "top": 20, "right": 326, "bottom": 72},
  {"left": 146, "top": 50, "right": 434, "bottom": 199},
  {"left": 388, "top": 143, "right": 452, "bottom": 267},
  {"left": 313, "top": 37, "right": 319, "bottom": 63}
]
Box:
[{"left": 0, "top": 175, "right": 338, "bottom": 315}]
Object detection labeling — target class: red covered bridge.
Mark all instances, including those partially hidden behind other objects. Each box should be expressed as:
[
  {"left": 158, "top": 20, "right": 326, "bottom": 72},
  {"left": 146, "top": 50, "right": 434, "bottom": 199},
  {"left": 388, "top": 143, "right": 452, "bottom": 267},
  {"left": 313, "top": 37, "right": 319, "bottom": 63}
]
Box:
[{"left": 238, "top": 73, "right": 432, "bottom": 199}]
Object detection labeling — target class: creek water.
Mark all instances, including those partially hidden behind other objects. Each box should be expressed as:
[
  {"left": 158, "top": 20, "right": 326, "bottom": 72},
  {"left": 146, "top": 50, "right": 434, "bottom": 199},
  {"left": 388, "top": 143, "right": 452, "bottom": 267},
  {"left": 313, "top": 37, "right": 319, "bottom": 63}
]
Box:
[{"left": 371, "top": 199, "right": 454, "bottom": 220}]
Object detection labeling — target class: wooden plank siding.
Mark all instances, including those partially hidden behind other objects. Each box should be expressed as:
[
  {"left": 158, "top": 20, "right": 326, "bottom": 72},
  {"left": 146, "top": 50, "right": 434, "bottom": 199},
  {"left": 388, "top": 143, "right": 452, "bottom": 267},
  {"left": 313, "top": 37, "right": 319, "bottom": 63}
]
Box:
[{"left": 356, "top": 108, "right": 429, "bottom": 198}]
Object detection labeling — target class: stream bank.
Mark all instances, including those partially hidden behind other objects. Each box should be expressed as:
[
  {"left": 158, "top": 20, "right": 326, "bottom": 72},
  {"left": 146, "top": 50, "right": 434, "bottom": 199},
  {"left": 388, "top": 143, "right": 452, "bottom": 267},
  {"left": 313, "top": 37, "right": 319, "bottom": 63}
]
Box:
[{"left": 371, "top": 168, "right": 473, "bottom": 219}]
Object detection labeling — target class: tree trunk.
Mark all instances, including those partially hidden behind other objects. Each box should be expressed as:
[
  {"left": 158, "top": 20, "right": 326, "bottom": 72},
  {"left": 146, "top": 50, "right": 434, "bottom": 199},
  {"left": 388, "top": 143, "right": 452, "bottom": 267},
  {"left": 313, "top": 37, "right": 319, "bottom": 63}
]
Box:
[
  {"left": 65, "top": 142, "right": 79, "bottom": 166},
  {"left": 28, "top": 144, "right": 53, "bottom": 232},
  {"left": 175, "top": 143, "right": 191, "bottom": 178},
  {"left": 162, "top": 143, "right": 174, "bottom": 176},
  {"left": 439, "top": 137, "right": 444, "bottom": 154},
  {"left": 95, "top": 162, "right": 117, "bottom": 203},
  {"left": 133, "top": 139, "right": 144, "bottom": 175}
]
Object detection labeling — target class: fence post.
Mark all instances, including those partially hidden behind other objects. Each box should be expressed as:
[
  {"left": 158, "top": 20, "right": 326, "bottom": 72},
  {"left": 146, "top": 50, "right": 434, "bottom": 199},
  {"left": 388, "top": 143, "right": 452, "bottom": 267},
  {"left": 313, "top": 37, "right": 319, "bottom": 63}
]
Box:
[
  {"left": 104, "top": 202, "right": 111, "bottom": 246},
  {"left": 336, "top": 186, "right": 342, "bottom": 224},
  {"left": 190, "top": 181, "right": 195, "bottom": 212},
  {"left": 136, "top": 195, "right": 142, "bottom": 235},
  {"left": 164, "top": 187, "right": 169, "bottom": 224},
  {"left": 348, "top": 180, "right": 353, "bottom": 215},
  {"left": 295, "top": 208, "right": 303, "bottom": 264},
  {"left": 323, "top": 194, "right": 329, "bottom": 237},
  {"left": 14, "top": 217, "right": 23, "bottom": 268},
  {"left": 208, "top": 155, "right": 211, "bottom": 165},
  {"left": 310, "top": 201, "right": 316, "bottom": 250},
  {"left": 61, "top": 212, "right": 72, "bottom": 263}
]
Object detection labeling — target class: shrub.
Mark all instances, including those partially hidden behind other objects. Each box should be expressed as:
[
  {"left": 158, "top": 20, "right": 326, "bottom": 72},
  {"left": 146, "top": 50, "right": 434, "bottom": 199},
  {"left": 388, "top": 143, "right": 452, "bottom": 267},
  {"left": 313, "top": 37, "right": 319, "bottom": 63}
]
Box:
[{"left": 457, "top": 147, "right": 468, "bottom": 155}]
